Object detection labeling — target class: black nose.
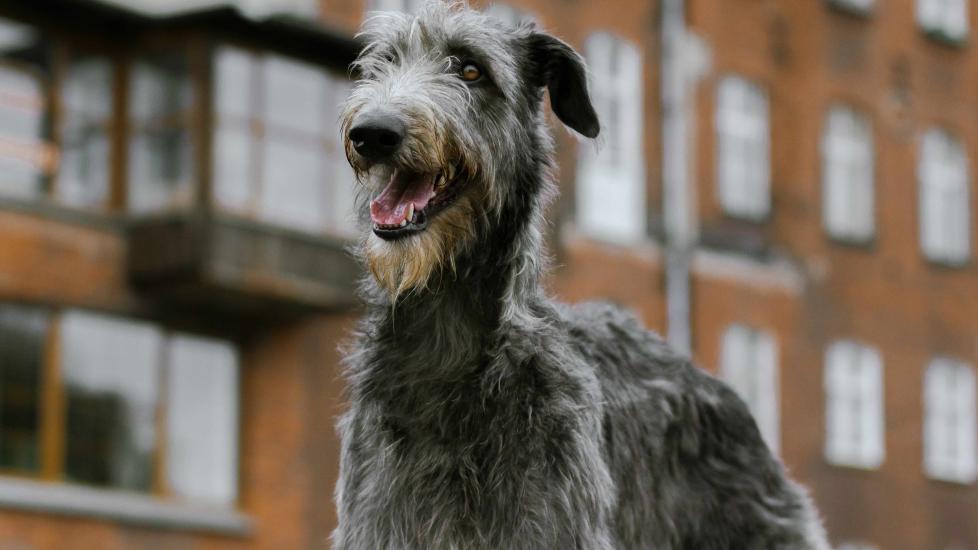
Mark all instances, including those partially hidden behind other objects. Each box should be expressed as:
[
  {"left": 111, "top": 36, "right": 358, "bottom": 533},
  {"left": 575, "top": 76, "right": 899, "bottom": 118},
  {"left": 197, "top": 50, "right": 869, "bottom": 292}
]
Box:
[{"left": 349, "top": 115, "right": 406, "bottom": 162}]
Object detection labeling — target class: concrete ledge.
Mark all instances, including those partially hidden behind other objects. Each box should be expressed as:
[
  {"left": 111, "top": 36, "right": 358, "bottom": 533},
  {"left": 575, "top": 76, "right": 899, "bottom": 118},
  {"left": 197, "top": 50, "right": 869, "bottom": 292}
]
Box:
[{"left": 0, "top": 477, "right": 253, "bottom": 536}]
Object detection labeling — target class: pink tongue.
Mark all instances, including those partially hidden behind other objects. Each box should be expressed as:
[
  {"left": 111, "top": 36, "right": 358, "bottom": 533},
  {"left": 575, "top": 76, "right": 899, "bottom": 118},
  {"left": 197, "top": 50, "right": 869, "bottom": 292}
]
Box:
[{"left": 370, "top": 171, "right": 436, "bottom": 226}]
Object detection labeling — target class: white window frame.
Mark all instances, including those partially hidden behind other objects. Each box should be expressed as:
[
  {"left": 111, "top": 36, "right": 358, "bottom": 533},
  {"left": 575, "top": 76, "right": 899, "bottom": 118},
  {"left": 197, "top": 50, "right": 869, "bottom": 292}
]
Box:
[
  {"left": 715, "top": 75, "right": 770, "bottom": 220},
  {"left": 576, "top": 32, "right": 645, "bottom": 244},
  {"left": 924, "top": 357, "right": 977, "bottom": 484},
  {"left": 166, "top": 334, "right": 241, "bottom": 505},
  {"left": 824, "top": 340, "right": 885, "bottom": 469},
  {"left": 918, "top": 128, "right": 971, "bottom": 264},
  {"left": 58, "top": 310, "right": 241, "bottom": 505},
  {"left": 822, "top": 105, "right": 875, "bottom": 242},
  {"left": 916, "top": 0, "right": 969, "bottom": 41},
  {"left": 720, "top": 324, "right": 779, "bottom": 452}
]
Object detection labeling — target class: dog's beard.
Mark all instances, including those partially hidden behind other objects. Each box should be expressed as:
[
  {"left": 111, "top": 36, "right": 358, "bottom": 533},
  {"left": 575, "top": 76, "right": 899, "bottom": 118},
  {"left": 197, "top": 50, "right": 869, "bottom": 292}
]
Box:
[{"left": 366, "top": 193, "right": 478, "bottom": 300}]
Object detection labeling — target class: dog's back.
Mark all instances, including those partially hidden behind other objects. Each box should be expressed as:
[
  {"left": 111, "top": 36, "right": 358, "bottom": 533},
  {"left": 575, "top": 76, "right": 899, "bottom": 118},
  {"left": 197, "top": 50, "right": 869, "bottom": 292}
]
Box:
[{"left": 561, "top": 301, "right": 829, "bottom": 549}]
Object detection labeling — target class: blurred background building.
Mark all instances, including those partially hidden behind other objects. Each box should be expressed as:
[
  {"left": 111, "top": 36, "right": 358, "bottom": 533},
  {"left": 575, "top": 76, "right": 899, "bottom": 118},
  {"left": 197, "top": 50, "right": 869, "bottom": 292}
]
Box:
[{"left": 0, "top": 0, "right": 974, "bottom": 548}]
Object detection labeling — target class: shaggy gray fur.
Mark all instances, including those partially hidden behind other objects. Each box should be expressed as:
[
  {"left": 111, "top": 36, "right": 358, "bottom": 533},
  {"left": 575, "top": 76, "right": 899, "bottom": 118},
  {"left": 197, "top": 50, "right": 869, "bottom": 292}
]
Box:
[{"left": 334, "top": 2, "right": 830, "bottom": 548}]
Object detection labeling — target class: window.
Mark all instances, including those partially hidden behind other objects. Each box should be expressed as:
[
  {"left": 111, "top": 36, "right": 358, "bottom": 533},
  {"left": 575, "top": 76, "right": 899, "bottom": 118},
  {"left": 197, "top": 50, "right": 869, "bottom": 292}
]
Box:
[
  {"left": 128, "top": 52, "right": 194, "bottom": 213},
  {"left": 917, "top": 0, "right": 968, "bottom": 41},
  {"left": 720, "top": 325, "right": 779, "bottom": 452},
  {"left": 577, "top": 32, "right": 645, "bottom": 243},
  {"left": 918, "top": 128, "right": 970, "bottom": 264},
  {"left": 824, "top": 340, "right": 884, "bottom": 469},
  {"left": 484, "top": 4, "right": 535, "bottom": 26},
  {"left": 56, "top": 56, "right": 114, "bottom": 209},
  {"left": 212, "top": 46, "right": 357, "bottom": 236},
  {"left": 924, "top": 358, "right": 977, "bottom": 483},
  {"left": 367, "top": 0, "right": 425, "bottom": 13},
  {"left": 822, "top": 105, "right": 874, "bottom": 241},
  {"left": 61, "top": 312, "right": 162, "bottom": 490},
  {"left": 166, "top": 335, "right": 239, "bottom": 504},
  {"left": 0, "top": 18, "right": 53, "bottom": 200},
  {"left": 0, "top": 304, "right": 240, "bottom": 507},
  {"left": 0, "top": 305, "right": 48, "bottom": 472},
  {"left": 716, "top": 75, "right": 770, "bottom": 220}
]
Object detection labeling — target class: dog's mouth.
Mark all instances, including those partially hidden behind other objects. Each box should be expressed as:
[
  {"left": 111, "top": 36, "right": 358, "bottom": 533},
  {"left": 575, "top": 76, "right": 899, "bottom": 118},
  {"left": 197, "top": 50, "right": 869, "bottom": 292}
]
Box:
[{"left": 369, "top": 163, "right": 467, "bottom": 241}]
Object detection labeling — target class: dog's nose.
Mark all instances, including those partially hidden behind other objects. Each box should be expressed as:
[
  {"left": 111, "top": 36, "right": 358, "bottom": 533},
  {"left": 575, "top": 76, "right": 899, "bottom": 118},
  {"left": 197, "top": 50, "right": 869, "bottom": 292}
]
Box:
[{"left": 349, "top": 115, "right": 406, "bottom": 162}]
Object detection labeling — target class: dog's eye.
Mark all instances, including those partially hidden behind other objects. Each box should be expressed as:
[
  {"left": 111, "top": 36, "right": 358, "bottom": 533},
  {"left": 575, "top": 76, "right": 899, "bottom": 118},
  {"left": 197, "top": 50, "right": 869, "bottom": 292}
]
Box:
[{"left": 460, "top": 63, "right": 482, "bottom": 82}]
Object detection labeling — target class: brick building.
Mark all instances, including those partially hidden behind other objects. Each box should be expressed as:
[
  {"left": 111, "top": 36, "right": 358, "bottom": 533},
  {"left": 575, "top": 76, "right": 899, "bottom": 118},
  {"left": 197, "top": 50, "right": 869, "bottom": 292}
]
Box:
[{"left": 0, "top": 0, "right": 975, "bottom": 549}]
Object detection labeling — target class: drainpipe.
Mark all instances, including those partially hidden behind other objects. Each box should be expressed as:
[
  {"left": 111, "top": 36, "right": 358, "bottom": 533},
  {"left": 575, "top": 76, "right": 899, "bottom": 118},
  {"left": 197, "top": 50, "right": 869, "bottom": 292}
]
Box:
[{"left": 660, "top": 0, "right": 695, "bottom": 355}]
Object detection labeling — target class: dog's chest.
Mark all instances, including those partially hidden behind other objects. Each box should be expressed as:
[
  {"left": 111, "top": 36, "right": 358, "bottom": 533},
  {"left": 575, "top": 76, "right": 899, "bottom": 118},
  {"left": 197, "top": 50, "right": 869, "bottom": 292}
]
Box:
[{"left": 345, "top": 370, "right": 592, "bottom": 547}]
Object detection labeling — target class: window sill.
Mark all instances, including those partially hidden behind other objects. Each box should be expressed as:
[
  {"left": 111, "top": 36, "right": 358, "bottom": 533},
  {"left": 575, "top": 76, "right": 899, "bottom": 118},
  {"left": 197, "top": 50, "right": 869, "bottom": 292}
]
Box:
[
  {"left": 0, "top": 477, "right": 253, "bottom": 536},
  {"left": 824, "top": 458, "right": 882, "bottom": 472},
  {"left": 826, "top": 0, "right": 873, "bottom": 18},
  {"left": 825, "top": 232, "right": 877, "bottom": 251},
  {"left": 924, "top": 470, "right": 977, "bottom": 486},
  {"left": 559, "top": 223, "right": 663, "bottom": 260},
  {"left": 921, "top": 28, "right": 968, "bottom": 49},
  {"left": 923, "top": 254, "right": 972, "bottom": 270}
]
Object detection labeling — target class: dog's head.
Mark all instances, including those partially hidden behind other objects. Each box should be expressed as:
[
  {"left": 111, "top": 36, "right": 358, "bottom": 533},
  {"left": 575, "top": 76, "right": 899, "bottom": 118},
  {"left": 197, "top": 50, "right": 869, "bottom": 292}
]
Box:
[{"left": 342, "top": 1, "right": 598, "bottom": 298}]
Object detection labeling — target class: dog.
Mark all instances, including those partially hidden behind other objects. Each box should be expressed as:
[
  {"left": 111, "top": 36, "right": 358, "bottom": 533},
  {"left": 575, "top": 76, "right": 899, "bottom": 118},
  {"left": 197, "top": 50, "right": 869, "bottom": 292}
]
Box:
[{"left": 334, "top": 2, "right": 830, "bottom": 548}]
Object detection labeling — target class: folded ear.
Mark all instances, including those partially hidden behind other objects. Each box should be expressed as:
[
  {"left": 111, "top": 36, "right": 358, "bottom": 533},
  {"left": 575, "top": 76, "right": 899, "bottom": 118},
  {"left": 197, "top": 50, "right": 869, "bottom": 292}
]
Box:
[{"left": 528, "top": 32, "right": 600, "bottom": 138}]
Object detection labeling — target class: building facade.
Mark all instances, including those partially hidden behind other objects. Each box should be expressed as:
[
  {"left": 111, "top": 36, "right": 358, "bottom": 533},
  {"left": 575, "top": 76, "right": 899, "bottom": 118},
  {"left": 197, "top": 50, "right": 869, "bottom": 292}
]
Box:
[{"left": 0, "top": 0, "right": 975, "bottom": 549}]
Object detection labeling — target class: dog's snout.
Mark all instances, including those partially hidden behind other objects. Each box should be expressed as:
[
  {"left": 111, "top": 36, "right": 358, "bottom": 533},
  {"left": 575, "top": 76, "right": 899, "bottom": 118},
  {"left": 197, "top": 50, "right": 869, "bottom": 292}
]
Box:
[{"left": 349, "top": 115, "right": 406, "bottom": 162}]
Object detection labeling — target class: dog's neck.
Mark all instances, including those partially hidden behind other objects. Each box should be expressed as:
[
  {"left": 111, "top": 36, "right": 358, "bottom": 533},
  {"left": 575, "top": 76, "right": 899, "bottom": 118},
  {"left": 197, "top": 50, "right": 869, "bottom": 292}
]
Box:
[{"left": 362, "top": 157, "right": 553, "bottom": 363}]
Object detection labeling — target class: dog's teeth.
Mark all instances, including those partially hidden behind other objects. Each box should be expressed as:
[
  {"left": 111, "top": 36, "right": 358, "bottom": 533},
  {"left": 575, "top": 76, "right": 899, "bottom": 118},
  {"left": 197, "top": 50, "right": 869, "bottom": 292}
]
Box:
[
  {"left": 407, "top": 203, "right": 415, "bottom": 222},
  {"left": 399, "top": 219, "right": 407, "bottom": 227}
]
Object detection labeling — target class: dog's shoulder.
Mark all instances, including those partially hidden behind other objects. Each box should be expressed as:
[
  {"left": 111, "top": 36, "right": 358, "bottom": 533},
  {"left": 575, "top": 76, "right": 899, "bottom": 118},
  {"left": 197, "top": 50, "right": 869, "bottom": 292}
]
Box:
[{"left": 557, "top": 299, "right": 768, "bottom": 454}]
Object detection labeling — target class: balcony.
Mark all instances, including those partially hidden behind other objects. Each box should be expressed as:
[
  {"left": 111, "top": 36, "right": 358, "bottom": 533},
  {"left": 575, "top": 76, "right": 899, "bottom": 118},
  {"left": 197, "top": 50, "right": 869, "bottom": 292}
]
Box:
[{"left": 0, "top": 0, "right": 362, "bottom": 315}]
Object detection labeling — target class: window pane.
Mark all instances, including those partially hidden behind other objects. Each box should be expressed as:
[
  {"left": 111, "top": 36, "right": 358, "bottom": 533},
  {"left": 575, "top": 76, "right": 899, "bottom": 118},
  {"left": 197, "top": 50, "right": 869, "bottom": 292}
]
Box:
[
  {"left": 919, "top": 129, "right": 970, "bottom": 264},
  {"left": 825, "top": 340, "right": 884, "bottom": 469},
  {"left": 166, "top": 334, "right": 238, "bottom": 505},
  {"left": 325, "top": 77, "right": 358, "bottom": 237},
  {"left": 61, "top": 311, "right": 162, "bottom": 491},
  {"left": 214, "top": 47, "right": 254, "bottom": 120},
  {"left": 925, "top": 358, "right": 978, "bottom": 483},
  {"left": 212, "top": 47, "right": 257, "bottom": 216},
  {"left": 212, "top": 123, "right": 255, "bottom": 213},
  {"left": 263, "top": 55, "right": 325, "bottom": 135},
  {"left": 860, "top": 347, "right": 884, "bottom": 467},
  {"left": 823, "top": 106, "right": 874, "bottom": 241},
  {"left": 128, "top": 53, "right": 194, "bottom": 213},
  {"left": 0, "top": 304, "right": 47, "bottom": 472},
  {"left": 57, "top": 57, "right": 113, "bottom": 209},
  {"left": 260, "top": 138, "right": 324, "bottom": 231},
  {"left": 0, "top": 18, "right": 52, "bottom": 199},
  {"left": 717, "top": 75, "right": 770, "bottom": 220}
]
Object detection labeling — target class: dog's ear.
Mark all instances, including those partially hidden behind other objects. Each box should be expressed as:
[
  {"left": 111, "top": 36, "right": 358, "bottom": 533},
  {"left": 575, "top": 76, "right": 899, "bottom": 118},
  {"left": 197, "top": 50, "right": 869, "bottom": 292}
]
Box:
[{"left": 529, "top": 33, "right": 600, "bottom": 138}]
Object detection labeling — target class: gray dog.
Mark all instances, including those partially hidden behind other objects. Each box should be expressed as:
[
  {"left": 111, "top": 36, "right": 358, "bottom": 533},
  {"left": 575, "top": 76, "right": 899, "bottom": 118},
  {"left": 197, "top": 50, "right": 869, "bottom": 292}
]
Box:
[{"left": 335, "top": 2, "right": 830, "bottom": 548}]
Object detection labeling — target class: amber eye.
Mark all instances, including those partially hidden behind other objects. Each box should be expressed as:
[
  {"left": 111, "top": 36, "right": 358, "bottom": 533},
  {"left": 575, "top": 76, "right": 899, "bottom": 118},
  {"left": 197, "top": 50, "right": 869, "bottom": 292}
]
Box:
[{"left": 460, "top": 63, "right": 482, "bottom": 82}]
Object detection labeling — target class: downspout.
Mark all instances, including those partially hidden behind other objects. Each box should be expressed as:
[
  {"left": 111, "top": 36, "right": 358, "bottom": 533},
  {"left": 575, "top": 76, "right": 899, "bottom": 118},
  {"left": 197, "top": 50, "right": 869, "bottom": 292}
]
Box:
[{"left": 660, "top": 0, "right": 697, "bottom": 355}]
